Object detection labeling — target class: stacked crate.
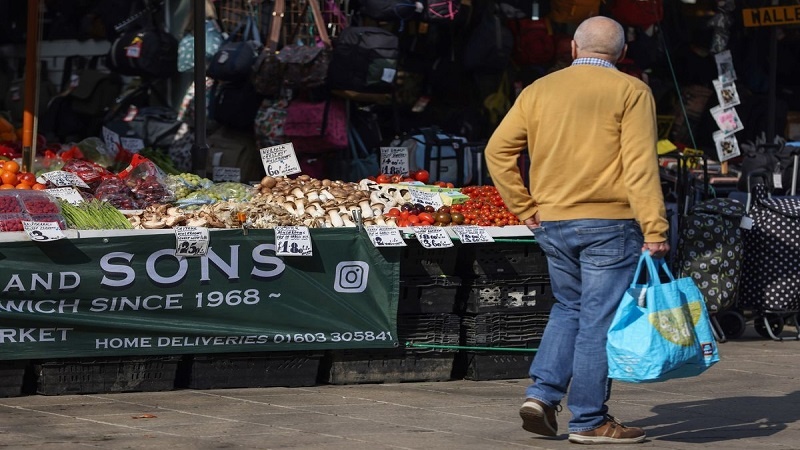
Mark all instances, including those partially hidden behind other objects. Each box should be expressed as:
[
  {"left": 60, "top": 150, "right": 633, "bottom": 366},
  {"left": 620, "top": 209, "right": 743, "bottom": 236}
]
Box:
[
  {"left": 321, "top": 241, "right": 463, "bottom": 384},
  {"left": 456, "top": 242, "right": 552, "bottom": 380},
  {"left": 35, "top": 357, "right": 179, "bottom": 395},
  {"left": 183, "top": 352, "right": 323, "bottom": 389}
]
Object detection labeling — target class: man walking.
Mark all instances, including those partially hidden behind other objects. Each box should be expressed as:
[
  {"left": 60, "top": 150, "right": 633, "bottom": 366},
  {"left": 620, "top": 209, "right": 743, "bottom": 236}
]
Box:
[{"left": 484, "top": 16, "right": 669, "bottom": 444}]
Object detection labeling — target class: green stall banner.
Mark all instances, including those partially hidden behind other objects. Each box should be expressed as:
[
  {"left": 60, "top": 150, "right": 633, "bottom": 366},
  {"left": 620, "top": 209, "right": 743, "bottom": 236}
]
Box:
[{"left": 0, "top": 229, "right": 400, "bottom": 360}]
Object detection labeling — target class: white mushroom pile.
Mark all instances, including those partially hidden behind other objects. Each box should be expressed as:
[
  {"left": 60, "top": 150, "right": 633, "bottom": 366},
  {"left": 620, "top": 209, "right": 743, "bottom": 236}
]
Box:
[{"left": 255, "top": 175, "right": 411, "bottom": 227}]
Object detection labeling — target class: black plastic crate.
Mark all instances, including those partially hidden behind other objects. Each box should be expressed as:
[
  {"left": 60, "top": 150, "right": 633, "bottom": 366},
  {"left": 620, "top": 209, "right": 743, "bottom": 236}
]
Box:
[
  {"left": 0, "top": 360, "right": 28, "bottom": 397},
  {"left": 460, "top": 242, "right": 548, "bottom": 279},
  {"left": 187, "top": 352, "right": 322, "bottom": 389},
  {"left": 460, "top": 352, "right": 535, "bottom": 381},
  {"left": 461, "top": 278, "right": 556, "bottom": 313},
  {"left": 321, "top": 349, "right": 455, "bottom": 384},
  {"left": 399, "top": 276, "right": 462, "bottom": 314},
  {"left": 462, "top": 311, "right": 549, "bottom": 348},
  {"left": 400, "top": 240, "right": 460, "bottom": 277},
  {"left": 35, "top": 357, "right": 179, "bottom": 395},
  {"left": 398, "top": 313, "right": 461, "bottom": 353}
]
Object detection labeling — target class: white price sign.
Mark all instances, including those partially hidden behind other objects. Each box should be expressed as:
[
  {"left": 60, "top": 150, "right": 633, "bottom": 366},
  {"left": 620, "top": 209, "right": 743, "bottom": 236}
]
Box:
[
  {"left": 120, "top": 137, "right": 145, "bottom": 153},
  {"left": 452, "top": 225, "right": 495, "bottom": 244},
  {"left": 45, "top": 187, "right": 84, "bottom": 205},
  {"left": 275, "top": 226, "right": 312, "bottom": 256},
  {"left": 380, "top": 147, "right": 409, "bottom": 176},
  {"left": 409, "top": 188, "right": 444, "bottom": 209},
  {"left": 174, "top": 226, "right": 210, "bottom": 257},
  {"left": 412, "top": 226, "right": 453, "bottom": 249},
  {"left": 40, "top": 171, "right": 90, "bottom": 189},
  {"left": 102, "top": 126, "right": 121, "bottom": 150},
  {"left": 365, "top": 225, "right": 407, "bottom": 247},
  {"left": 260, "top": 143, "right": 301, "bottom": 177},
  {"left": 22, "top": 221, "right": 65, "bottom": 242},
  {"left": 212, "top": 166, "right": 242, "bottom": 182}
]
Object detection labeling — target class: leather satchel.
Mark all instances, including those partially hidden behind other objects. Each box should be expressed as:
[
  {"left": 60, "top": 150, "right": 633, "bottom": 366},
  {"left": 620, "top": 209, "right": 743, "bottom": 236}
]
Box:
[
  {"left": 283, "top": 98, "right": 348, "bottom": 154},
  {"left": 252, "top": 0, "right": 285, "bottom": 97},
  {"left": 207, "top": 14, "right": 262, "bottom": 83}
]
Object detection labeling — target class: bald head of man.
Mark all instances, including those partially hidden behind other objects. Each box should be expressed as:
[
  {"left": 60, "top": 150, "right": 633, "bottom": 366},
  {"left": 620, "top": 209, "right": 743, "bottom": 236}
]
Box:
[{"left": 571, "top": 16, "right": 626, "bottom": 63}]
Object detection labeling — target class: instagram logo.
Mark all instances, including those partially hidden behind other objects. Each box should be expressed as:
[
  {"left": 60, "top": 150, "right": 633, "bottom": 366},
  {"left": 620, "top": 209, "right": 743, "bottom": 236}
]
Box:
[{"left": 334, "top": 261, "right": 369, "bottom": 293}]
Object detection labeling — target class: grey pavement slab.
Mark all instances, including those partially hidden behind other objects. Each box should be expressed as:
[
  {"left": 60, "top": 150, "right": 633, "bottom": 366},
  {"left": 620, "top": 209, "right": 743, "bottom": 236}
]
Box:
[{"left": 0, "top": 327, "right": 798, "bottom": 449}]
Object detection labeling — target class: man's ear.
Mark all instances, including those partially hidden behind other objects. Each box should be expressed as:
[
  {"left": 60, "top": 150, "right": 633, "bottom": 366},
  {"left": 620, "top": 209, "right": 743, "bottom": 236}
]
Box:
[
  {"left": 617, "top": 44, "right": 628, "bottom": 62},
  {"left": 571, "top": 40, "right": 578, "bottom": 60}
]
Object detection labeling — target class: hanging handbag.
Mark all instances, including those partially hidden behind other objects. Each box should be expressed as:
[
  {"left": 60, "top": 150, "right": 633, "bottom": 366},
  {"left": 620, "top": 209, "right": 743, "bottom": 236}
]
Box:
[
  {"left": 252, "top": 0, "right": 286, "bottom": 97},
  {"left": 254, "top": 97, "right": 289, "bottom": 149},
  {"left": 207, "top": 13, "right": 262, "bottom": 83},
  {"left": 276, "top": 0, "right": 333, "bottom": 91},
  {"left": 177, "top": 18, "right": 224, "bottom": 72},
  {"left": 108, "top": 27, "right": 179, "bottom": 79},
  {"left": 283, "top": 97, "right": 348, "bottom": 154},
  {"left": 607, "top": 252, "right": 720, "bottom": 383}
]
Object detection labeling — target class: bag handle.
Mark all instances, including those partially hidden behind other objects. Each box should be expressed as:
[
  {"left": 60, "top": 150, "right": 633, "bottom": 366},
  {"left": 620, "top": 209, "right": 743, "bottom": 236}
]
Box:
[
  {"left": 631, "top": 251, "right": 675, "bottom": 289},
  {"left": 308, "top": 0, "right": 332, "bottom": 47},
  {"left": 267, "top": 0, "right": 285, "bottom": 53}
]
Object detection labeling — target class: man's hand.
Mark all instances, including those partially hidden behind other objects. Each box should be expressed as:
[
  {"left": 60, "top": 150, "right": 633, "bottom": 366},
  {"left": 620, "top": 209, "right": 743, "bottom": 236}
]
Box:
[
  {"left": 523, "top": 212, "right": 540, "bottom": 229},
  {"left": 643, "top": 241, "right": 670, "bottom": 259}
]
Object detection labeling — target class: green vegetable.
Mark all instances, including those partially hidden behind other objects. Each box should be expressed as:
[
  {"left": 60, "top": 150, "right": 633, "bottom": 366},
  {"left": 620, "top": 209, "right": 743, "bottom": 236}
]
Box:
[{"left": 59, "top": 199, "right": 133, "bottom": 230}]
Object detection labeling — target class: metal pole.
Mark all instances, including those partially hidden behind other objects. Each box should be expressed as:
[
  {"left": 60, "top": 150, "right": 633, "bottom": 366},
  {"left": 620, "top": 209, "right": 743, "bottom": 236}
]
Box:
[
  {"left": 767, "top": 0, "right": 779, "bottom": 141},
  {"left": 21, "top": 0, "right": 41, "bottom": 173},
  {"left": 191, "top": 0, "right": 209, "bottom": 176}
]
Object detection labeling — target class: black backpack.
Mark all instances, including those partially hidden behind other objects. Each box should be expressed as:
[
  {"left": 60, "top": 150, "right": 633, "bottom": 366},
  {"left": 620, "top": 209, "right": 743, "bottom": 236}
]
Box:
[
  {"left": 327, "top": 27, "right": 399, "bottom": 93},
  {"left": 108, "top": 27, "right": 178, "bottom": 79}
]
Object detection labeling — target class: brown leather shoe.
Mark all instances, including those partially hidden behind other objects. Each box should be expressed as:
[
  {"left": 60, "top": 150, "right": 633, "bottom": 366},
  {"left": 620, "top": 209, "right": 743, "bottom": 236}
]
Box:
[
  {"left": 568, "top": 415, "right": 646, "bottom": 444},
  {"left": 519, "top": 398, "right": 558, "bottom": 437}
]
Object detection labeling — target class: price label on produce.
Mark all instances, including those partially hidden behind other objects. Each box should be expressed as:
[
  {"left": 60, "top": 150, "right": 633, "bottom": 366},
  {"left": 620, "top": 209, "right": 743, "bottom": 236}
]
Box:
[
  {"left": 275, "top": 226, "right": 312, "bottom": 256},
  {"left": 452, "top": 225, "right": 494, "bottom": 244},
  {"left": 380, "top": 147, "right": 409, "bottom": 176},
  {"left": 45, "top": 187, "right": 84, "bottom": 205},
  {"left": 412, "top": 225, "right": 453, "bottom": 249},
  {"left": 260, "top": 143, "right": 301, "bottom": 177},
  {"left": 40, "top": 171, "right": 90, "bottom": 189},
  {"left": 120, "top": 136, "right": 145, "bottom": 153},
  {"left": 409, "top": 188, "right": 444, "bottom": 209},
  {"left": 22, "top": 221, "right": 65, "bottom": 242},
  {"left": 102, "top": 126, "right": 121, "bottom": 150},
  {"left": 212, "top": 166, "right": 241, "bottom": 183},
  {"left": 365, "top": 225, "right": 407, "bottom": 247},
  {"left": 174, "top": 226, "right": 210, "bottom": 257}
]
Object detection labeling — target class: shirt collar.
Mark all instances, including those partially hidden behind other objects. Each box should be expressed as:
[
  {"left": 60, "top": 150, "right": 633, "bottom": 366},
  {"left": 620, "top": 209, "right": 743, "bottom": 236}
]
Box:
[{"left": 571, "top": 57, "right": 617, "bottom": 69}]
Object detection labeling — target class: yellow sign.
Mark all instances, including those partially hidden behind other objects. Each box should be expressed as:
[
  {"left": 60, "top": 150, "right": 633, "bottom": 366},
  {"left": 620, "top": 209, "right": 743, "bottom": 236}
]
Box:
[{"left": 743, "top": 6, "right": 800, "bottom": 27}]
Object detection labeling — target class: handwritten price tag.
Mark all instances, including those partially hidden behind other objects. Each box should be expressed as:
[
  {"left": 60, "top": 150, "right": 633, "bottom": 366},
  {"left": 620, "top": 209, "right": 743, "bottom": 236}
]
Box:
[
  {"left": 452, "top": 225, "right": 494, "bottom": 244},
  {"left": 275, "top": 226, "right": 312, "bottom": 256},
  {"left": 212, "top": 166, "right": 242, "bottom": 182},
  {"left": 22, "top": 221, "right": 65, "bottom": 242},
  {"left": 365, "top": 226, "right": 407, "bottom": 247},
  {"left": 412, "top": 226, "right": 453, "bottom": 249},
  {"left": 260, "top": 143, "right": 301, "bottom": 177},
  {"left": 409, "top": 188, "right": 444, "bottom": 209},
  {"left": 45, "top": 187, "right": 85, "bottom": 205},
  {"left": 40, "top": 171, "right": 90, "bottom": 189},
  {"left": 174, "top": 226, "right": 210, "bottom": 257},
  {"left": 379, "top": 147, "right": 409, "bottom": 176}
]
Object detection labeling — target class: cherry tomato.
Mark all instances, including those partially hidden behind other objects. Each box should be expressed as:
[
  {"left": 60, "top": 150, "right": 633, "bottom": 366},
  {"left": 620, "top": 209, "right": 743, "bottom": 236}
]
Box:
[
  {"left": 414, "top": 169, "right": 430, "bottom": 184},
  {"left": 376, "top": 174, "right": 391, "bottom": 184},
  {"left": 390, "top": 174, "right": 403, "bottom": 183},
  {"left": 408, "top": 215, "right": 420, "bottom": 224},
  {"left": 385, "top": 208, "right": 401, "bottom": 218},
  {"left": 418, "top": 212, "right": 434, "bottom": 223}
]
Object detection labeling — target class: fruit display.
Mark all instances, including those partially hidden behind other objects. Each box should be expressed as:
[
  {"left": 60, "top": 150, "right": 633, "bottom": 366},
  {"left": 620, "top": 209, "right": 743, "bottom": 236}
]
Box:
[{"left": 0, "top": 190, "right": 68, "bottom": 231}]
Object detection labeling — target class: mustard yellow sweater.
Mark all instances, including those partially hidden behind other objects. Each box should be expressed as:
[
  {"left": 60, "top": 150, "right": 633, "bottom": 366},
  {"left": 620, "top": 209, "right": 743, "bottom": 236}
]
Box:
[{"left": 485, "top": 64, "right": 669, "bottom": 242}]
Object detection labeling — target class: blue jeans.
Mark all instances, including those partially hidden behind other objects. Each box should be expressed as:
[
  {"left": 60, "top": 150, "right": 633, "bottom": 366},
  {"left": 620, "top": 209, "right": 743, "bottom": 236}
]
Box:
[{"left": 526, "top": 219, "right": 644, "bottom": 432}]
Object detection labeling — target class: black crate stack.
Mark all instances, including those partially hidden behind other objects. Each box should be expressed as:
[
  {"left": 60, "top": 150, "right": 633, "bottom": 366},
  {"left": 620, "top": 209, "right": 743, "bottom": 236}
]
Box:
[
  {"left": 455, "top": 242, "right": 552, "bottom": 380},
  {"left": 35, "top": 357, "right": 180, "bottom": 395}
]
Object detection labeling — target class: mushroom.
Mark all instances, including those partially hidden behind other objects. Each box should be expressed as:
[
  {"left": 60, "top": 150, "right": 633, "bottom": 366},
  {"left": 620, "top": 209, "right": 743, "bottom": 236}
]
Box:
[
  {"left": 284, "top": 201, "right": 298, "bottom": 216},
  {"left": 359, "top": 178, "right": 378, "bottom": 191},
  {"left": 385, "top": 216, "right": 397, "bottom": 227},
  {"left": 142, "top": 218, "right": 167, "bottom": 229},
  {"left": 305, "top": 203, "right": 325, "bottom": 218},
  {"left": 306, "top": 190, "right": 320, "bottom": 203},
  {"left": 373, "top": 215, "right": 387, "bottom": 226},
  {"left": 293, "top": 198, "right": 306, "bottom": 217},
  {"left": 291, "top": 187, "right": 305, "bottom": 198},
  {"left": 358, "top": 199, "right": 374, "bottom": 219},
  {"left": 327, "top": 209, "right": 344, "bottom": 227},
  {"left": 340, "top": 212, "right": 356, "bottom": 227}
]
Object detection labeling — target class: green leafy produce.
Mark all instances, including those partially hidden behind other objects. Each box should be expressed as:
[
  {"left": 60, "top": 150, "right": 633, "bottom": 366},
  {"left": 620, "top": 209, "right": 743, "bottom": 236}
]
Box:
[{"left": 58, "top": 199, "right": 133, "bottom": 230}]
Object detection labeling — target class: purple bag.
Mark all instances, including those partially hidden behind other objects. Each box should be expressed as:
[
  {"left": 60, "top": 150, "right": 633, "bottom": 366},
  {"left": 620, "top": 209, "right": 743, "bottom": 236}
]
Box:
[{"left": 283, "top": 98, "right": 348, "bottom": 153}]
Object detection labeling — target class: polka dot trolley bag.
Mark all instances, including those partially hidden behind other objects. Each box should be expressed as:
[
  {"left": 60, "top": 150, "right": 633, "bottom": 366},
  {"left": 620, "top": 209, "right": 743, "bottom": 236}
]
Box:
[
  {"left": 739, "top": 183, "right": 800, "bottom": 313},
  {"left": 676, "top": 198, "right": 746, "bottom": 315}
]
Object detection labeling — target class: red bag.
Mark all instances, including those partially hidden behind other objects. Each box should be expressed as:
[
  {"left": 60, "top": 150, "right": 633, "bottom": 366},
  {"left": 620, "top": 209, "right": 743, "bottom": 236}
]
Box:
[
  {"left": 609, "top": 0, "right": 663, "bottom": 28},
  {"left": 283, "top": 98, "right": 348, "bottom": 154},
  {"left": 508, "top": 18, "right": 555, "bottom": 66}
]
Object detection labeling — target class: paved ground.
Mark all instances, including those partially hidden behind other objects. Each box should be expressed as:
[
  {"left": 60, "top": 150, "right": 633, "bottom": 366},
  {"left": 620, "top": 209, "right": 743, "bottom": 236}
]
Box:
[{"left": 0, "top": 326, "right": 798, "bottom": 450}]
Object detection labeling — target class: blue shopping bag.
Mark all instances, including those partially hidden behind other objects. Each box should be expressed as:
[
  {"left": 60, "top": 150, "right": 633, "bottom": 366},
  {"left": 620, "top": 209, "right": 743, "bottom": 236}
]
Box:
[{"left": 607, "top": 252, "right": 720, "bottom": 383}]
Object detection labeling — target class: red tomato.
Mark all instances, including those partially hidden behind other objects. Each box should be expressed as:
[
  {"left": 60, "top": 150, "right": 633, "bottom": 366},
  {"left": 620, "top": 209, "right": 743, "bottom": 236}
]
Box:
[
  {"left": 408, "top": 215, "right": 420, "bottom": 224},
  {"left": 376, "top": 174, "right": 391, "bottom": 184},
  {"left": 414, "top": 169, "right": 430, "bottom": 184},
  {"left": 418, "top": 212, "right": 434, "bottom": 223},
  {"left": 385, "top": 208, "right": 401, "bottom": 217},
  {"left": 390, "top": 174, "right": 403, "bottom": 183},
  {"left": 399, "top": 210, "right": 410, "bottom": 219}
]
